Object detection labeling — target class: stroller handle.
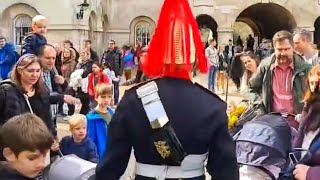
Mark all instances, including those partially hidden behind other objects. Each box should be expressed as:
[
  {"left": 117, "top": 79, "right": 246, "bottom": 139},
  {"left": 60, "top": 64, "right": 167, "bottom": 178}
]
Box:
[
  {"left": 270, "top": 111, "right": 299, "bottom": 130},
  {"left": 269, "top": 111, "right": 296, "bottom": 118},
  {"left": 270, "top": 111, "right": 296, "bottom": 120}
]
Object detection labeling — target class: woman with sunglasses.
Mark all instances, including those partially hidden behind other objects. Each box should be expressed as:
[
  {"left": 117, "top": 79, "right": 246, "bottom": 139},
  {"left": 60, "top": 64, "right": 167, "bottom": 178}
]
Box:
[{"left": 0, "top": 54, "right": 56, "bottom": 136}]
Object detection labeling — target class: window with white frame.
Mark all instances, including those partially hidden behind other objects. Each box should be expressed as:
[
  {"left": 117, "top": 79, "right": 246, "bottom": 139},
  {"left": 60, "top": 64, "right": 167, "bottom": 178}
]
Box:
[
  {"left": 135, "top": 20, "right": 152, "bottom": 46},
  {"left": 15, "top": 15, "right": 32, "bottom": 45}
]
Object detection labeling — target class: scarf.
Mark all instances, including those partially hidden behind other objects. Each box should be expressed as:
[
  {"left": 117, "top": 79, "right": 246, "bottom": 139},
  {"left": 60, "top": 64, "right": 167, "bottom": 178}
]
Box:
[{"left": 76, "top": 59, "right": 89, "bottom": 70}]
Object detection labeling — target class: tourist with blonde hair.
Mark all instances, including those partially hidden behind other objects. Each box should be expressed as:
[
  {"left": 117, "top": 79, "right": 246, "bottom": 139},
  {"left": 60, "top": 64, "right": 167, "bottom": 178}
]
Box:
[
  {"left": 61, "top": 47, "right": 77, "bottom": 82},
  {"left": 22, "top": 15, "right": 48, "bottom": 55},
  {"left": 59, "top": 113, "right": 98, "bottom": 163}
]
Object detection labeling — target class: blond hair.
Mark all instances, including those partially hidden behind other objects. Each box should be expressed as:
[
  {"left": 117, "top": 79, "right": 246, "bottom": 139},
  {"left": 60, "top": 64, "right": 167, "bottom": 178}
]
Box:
[
  {"left": 95, "top": 83, "right": 113, "bottom": 98},
  {"left": 32, "top": 15, "right": 47, "bottom": 26},
  {"left": 69, "top": 114, "right": 87, "bottom": 131}
]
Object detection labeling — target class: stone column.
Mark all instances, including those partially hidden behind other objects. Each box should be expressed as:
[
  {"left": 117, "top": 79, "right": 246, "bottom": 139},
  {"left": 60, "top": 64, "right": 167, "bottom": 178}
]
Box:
[
  {"left": 214, "top": 5, "right": 238, "bottom": 46},
  {"left": 217, "top": 27, "right": 233, "bottom": 46}
]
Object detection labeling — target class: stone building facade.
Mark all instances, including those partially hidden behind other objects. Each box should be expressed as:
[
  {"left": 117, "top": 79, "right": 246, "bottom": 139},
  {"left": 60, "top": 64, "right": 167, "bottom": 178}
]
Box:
[{"left": 0, "top": 0, "right": 320, "bottom": 55}]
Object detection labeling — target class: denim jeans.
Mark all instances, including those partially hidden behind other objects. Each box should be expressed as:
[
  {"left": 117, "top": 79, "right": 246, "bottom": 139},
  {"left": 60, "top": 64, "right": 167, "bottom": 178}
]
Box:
[
  {"left": 113, "top": 81, "right": 120, "bottom": 104},
  {"left": 208, "top": 65, "right": 218, "bottom": 91}
]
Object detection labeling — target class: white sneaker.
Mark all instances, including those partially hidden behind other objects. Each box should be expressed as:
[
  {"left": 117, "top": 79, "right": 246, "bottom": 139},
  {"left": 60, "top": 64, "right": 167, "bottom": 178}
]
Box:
[{"left": 63, "top": 116, "right": 70, "bottom": 121}]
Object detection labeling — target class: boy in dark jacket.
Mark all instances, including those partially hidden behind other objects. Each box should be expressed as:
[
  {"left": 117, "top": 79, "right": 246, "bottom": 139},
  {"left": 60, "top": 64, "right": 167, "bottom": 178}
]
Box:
[
  {"left": 0, "top": 113, "right": 54, "bottom": 180},
  {"left": 59, "top": 114, "right": 98, "bottom": 163},
  {"left": 21, "top": 15, "right": 47, "bottom": 55}
]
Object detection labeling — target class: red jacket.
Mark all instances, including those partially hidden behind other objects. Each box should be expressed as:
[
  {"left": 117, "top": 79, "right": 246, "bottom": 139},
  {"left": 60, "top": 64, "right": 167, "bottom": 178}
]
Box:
[{"left": 88, "top": 72, "right": 110, "bottom": 97}]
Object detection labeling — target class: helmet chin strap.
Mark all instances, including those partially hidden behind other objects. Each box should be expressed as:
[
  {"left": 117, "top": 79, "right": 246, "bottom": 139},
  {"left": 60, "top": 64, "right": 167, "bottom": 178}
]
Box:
[{"left": 189, "top": 72, "right": 194, "bottom": 83}]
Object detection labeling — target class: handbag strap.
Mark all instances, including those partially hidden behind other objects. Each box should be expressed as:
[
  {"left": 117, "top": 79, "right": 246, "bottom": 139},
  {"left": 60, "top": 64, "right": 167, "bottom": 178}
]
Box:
[
  {"left": 257, "top": 166, "right": 276, "bottom": 180},
  {"left": 310, "top": 132, "right": 320, "bottom": 154},
  {"left": 23, "top": 94, "right": 34, "bottom": 114}
]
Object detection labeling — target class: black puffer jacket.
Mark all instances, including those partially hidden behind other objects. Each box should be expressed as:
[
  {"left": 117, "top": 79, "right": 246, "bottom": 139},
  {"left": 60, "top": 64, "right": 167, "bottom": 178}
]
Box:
[
  {"left": 101, "top": 48, "right": 124, "bottom": 76},
  {"left": 0, "top": 162, "right": 34, "bottom": 180},
  {"left": 0, "top": 80, "right": 56, "bottom": 136}
]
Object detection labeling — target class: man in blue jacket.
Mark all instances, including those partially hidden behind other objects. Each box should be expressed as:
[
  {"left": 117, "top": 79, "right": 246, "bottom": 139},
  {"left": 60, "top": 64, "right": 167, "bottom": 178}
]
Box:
[{"left": 0, "top": 36, "right": 17, "bottom": 80}]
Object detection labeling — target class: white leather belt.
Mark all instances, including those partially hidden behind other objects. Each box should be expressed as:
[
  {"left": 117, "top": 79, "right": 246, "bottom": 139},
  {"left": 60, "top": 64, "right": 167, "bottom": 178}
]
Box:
[
  {"left": 135, "top": 154, "right": 208, "bottom": 180},
  {"left": 136, "top": 81, "right": 169, "bottom": 127}
]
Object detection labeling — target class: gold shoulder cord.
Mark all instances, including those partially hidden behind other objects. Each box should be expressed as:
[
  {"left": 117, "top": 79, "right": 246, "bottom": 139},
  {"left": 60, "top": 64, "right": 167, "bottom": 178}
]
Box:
[
  {"left": 174, "top": 20, "right": 183, "bottom": 64},
  {"left": 173, "top": 22, "right": 196, "bottom": 65}
]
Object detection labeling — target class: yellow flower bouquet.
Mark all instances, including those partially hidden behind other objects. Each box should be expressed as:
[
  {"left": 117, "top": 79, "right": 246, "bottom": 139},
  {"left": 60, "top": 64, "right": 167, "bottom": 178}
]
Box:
[{"left": 228, "top": 105, "right": 247, "bottom": 129}]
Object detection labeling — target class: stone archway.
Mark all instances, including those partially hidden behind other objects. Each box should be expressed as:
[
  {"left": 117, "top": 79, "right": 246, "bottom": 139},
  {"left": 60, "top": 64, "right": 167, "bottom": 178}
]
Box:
[
  {"left": 102, "top": 14, "right": 109, "bottom": 43},
  {"left": 88, "top": 11, "right": 97, "bottom": 48},
  {"left": 314, "top": 17, "right": 320, "bottom": 49},
  {"left": 235, "top": 3, "right": 297, "bottom": 43},
  {"left": 196, "top": 14, "right": 218, "bottom": 46},
  {"left": 0, "top": 3, "right": 39, "bottom": 44}
]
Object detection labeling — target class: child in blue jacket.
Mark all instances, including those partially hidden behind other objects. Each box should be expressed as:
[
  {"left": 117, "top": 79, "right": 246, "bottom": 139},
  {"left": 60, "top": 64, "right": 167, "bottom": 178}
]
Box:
[
  {"left": 22, "top": 15, "right": 47, "bottom": 55},
  {"left": 87, "top": 83, "right": 114, "bottom": 160}
]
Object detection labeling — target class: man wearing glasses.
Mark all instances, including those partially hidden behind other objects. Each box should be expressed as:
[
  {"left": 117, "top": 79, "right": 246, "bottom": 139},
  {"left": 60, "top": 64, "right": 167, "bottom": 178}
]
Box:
[{"left": 101, "top": 40, "right": 124, "bottom": 105}]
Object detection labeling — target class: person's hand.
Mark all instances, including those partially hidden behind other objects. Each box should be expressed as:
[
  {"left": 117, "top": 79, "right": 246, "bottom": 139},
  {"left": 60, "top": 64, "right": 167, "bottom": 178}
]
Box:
[
  {"left": 295, "top": 114, "right": 302, "bottom": 123},
  {"left": 64, "top": 95, "right": 81, "bottom": 105},
  {"left": 54, "top": 75, "right": 65, "bottom": 85},
  {"left": 51, "top": 141, "right": 59, "bottom": 151},
  {"left": 293, "top": 164, "right": 310, "bottom": 180}
]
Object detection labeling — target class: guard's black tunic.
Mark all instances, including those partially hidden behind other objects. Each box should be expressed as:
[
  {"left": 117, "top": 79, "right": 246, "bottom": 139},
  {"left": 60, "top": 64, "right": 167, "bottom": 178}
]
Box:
[{"left": 95, "top": 77, "right": 239, "bottom": 180}]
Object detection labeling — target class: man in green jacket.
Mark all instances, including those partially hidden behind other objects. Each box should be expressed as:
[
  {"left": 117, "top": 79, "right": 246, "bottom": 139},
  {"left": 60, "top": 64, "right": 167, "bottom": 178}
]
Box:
[{"left": 249, "top": 30, "right": 311, "bottom": 116}]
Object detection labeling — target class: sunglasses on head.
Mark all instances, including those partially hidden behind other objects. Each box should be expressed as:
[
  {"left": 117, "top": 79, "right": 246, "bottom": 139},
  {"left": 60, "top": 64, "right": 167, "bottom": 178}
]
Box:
[{"left": 16, "top": 54, "right": 38, "bottom": 67}]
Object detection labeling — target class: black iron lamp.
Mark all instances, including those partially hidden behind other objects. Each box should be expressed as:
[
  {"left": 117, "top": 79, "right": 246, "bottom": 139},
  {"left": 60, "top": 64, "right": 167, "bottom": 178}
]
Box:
[{"left": 77, "top": 0, "right": 90, "bottom": 19}]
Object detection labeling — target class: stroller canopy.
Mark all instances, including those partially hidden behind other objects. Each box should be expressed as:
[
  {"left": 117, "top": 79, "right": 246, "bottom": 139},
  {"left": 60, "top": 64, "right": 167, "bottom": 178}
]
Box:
[{"left": 235, "top": 114, "right": 292, "bottom": 169}]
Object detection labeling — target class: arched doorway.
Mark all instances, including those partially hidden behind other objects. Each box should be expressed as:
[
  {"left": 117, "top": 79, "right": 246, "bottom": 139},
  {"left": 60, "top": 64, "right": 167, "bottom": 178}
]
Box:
[
  {"left": 102, "top": 14, "right": 109, "bottom": 43},
  {"left": 88, "top": 11, "right": 97, "bottom": 40},
  {"left": 314, "top": 17, "right": 320, "bottom": 50},
  {"left": 196, "top": 14, "right": 218, "bottom": 46},
  {"left": 233, "top": 21, "right": 255, "bottom": 46},
  {"left": 0, "top": 3, "right": 39, "bottom": 44},
  {"left": 235, "top": 3, "right": 297, "bottom": 44},
  {"left": 14, "top": 14, "right": 32, "bottom": 45},
  {"left": 129, "top": 16, "right": 156, "bottom": 46},
  {"left": 88, "top": 11, "right": 97, "bottom": 48}
]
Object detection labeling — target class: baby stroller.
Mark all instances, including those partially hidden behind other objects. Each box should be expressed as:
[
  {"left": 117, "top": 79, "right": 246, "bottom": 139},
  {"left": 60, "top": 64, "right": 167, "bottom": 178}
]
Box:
[{"left": 234, "top": 113, "right": 293, "bottom": 180}]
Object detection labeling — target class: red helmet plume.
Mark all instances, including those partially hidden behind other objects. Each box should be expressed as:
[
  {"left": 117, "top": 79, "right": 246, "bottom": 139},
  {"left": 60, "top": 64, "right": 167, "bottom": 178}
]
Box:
[{"left": 142, "top": 0, "right": 207, "bottom": 80}]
